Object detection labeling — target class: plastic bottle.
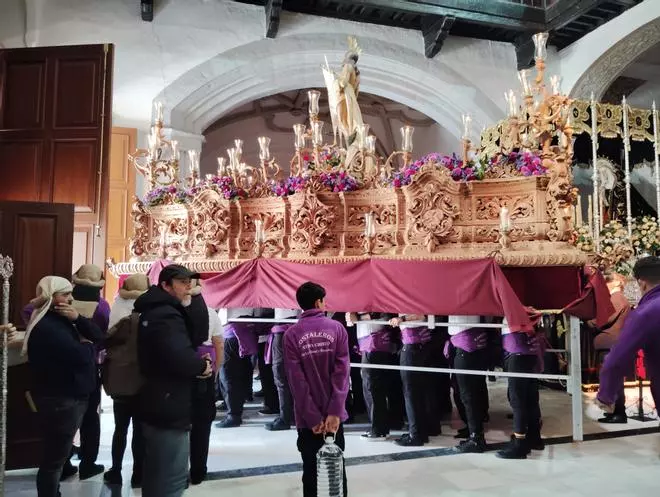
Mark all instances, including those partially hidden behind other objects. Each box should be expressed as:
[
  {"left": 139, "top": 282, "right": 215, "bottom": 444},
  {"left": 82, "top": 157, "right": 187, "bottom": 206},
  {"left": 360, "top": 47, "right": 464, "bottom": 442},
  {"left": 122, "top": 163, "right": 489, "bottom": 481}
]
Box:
[{"left": 316, "top": 434, "right": 344, "bottom": 497}]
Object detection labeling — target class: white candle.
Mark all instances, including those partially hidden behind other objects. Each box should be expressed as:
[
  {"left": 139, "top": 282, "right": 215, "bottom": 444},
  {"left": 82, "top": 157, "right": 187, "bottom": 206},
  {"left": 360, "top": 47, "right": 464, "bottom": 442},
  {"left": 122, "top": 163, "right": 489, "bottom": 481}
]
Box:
[
  {"left": 576, "top": 195, "right": 583, "bottom": 226},
  {"left": 500, "top": 207, "right": 510, "bottom": 230}
]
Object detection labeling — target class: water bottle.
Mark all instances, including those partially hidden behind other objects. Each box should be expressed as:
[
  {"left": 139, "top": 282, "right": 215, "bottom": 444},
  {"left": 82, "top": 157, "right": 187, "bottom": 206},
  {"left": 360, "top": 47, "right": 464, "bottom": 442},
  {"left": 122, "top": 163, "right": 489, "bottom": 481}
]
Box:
[{"left": 317, "top": 433, "right": 344, "bottom": 497}]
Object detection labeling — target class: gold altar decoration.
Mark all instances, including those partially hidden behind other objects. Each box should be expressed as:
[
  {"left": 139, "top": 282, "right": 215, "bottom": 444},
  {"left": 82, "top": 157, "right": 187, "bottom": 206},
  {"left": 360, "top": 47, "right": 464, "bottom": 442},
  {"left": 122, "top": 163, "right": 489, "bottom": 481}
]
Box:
[{"left": 109, "top": 34, "right": 589, "bottom": 277}]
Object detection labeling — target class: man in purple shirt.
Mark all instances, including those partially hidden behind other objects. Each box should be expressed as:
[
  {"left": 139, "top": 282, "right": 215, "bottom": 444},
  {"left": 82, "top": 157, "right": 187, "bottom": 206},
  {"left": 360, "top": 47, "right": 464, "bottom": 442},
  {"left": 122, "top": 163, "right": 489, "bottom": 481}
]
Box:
[
  {"left": 284, "top": 282, "right": 350, "bottom": 497},
  {"left": 597, "top": 257, "right": 660, "bottom": 416}
]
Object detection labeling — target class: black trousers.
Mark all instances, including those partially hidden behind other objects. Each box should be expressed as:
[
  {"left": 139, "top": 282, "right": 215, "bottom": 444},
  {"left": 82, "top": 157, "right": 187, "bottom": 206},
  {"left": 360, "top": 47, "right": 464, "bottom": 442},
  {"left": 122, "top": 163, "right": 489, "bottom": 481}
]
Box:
[
  {"left": 111, "top": 395, "right": 143, "bottom": 477},
  {"left": 400, "top": 344, "right": 429, "bottom": 439},
  {"left": 220, "top": 337, "right": 253, "bottom": 419},
  {"left": 505, "top": 353, "right": 541, "bottom": 435},
  {"left": 424, "top": 334, "right": 451, "bottom": 430},
  {"left": 257, "top": 341, "right": 279, "bottom": 411},
  {"left": 190, "top": 376, "right": 216, "bottom": 478},
  {"left": 271, "top": 333, "right": 294, "bottom": 424},
  {"left": 78, "top": 368, "right": 102, "bottom": 467},
  {"left": 361, "top": 352, "right": 404, "bottom": 435},
  {"left": 36, "top": 396, "right": 87, "bottom": 497},
  {"left": 454, "top": 348, "right": 490, "bottom": 435},
  {"left": 297, "top": 425, "right": 347, "bottom": 497}
]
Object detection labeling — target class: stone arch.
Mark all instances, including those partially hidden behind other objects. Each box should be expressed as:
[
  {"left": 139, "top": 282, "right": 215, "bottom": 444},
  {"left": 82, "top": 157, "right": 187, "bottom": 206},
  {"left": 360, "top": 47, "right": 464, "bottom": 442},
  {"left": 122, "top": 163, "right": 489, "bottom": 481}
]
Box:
[
  {"left": 569, "top": 16, "right": 660, "bottom": 100},
  {"left": 158, "top": 33, "right": 504, "bottom": 141}
]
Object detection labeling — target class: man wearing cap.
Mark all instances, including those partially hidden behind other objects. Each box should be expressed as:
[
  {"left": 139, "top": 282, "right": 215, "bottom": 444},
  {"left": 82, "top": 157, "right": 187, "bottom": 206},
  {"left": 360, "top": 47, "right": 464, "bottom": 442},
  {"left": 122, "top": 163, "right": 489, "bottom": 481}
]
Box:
[
  {"left": 134, "top": 264, "right": 213, "bottom": 497},
  {"left": 24, "top": 276, "right": 104, "bottom": 497}
]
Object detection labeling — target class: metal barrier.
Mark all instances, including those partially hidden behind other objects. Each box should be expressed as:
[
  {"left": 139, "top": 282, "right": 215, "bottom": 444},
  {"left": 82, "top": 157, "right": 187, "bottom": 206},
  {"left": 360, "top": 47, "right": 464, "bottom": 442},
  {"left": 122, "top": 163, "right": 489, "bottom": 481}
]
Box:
[{"left": 227, "top": 314, "right": 583, "bottom": 441}]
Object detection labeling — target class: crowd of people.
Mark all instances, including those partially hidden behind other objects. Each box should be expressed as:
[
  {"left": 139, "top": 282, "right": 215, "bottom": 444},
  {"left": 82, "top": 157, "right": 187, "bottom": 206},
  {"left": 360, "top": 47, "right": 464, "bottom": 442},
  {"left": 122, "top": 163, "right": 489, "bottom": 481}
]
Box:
[{"left": 10, "top": 256, "right": 660, "bottom": 497}]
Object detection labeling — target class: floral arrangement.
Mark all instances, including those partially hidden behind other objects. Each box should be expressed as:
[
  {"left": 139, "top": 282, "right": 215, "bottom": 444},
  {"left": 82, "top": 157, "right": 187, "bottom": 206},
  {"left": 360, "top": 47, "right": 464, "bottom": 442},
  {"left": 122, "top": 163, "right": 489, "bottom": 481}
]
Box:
[
  {"left": 439, "top": 153, "right": 489, "bottom": 181},
  {"left": 301, "top": 149, "right": 343, "bottom": 172},
  {"left": 144, "top": 185, "right": 186, "bottom": 206},
  {"left": 204, "top": 175, "right": 247, "bottom": 200},
  {"left": 271, "top": 175, "right": 307, "bottom": 197},
  {"left": 318, "top": 171, "right": 359, "bottom": 192},
  {"left": 631, "top": 216, "right": 660, "bottom": 255},
  {"left": 571, "top": 224, "right": 594, "bottom": 253},
  {"left": 598, "top": 219, "right": 635, "bottom": 275},
  {"left": 488, "top": 151, "right": 547, "bottom": 177},
  {"left": 389, "top": 159, "right": 423, "bottom": 187}
]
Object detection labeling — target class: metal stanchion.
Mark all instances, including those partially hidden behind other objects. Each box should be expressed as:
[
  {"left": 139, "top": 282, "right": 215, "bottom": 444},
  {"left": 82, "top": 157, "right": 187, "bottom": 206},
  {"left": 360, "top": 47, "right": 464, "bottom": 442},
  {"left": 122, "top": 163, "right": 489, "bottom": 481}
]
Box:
[
  {"left": 568, "top": 315, "right": 583, "bottom": 442},
  {"left": 0, "top": 254, "right": 14, "bottom": 495}
]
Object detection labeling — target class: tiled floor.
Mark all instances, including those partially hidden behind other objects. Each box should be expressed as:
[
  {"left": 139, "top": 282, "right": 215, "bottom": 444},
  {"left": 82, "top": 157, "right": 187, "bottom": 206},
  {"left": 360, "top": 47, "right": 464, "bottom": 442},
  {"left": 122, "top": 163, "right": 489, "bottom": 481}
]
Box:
[{"left": 6, "top": 381, "right": 659, "bottom": 496}]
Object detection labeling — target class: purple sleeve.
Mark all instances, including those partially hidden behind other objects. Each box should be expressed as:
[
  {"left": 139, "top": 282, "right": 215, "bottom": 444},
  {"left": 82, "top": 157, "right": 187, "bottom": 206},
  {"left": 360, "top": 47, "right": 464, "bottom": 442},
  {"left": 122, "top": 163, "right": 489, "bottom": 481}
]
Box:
[
  {"left": 22, "top": 304, "right": 34, "bottom": 327},
  {"left": 326, "top": 324, "right": 350, "bottom": 418},
  {"left": 284, "top": 329, "right": 324, "bottom": 429},
  {"left": 92, "top": 299, "right": 111, "bottom": 333},
  {"left": 598, "top": 309, "right": 649, "bottom": 404}
]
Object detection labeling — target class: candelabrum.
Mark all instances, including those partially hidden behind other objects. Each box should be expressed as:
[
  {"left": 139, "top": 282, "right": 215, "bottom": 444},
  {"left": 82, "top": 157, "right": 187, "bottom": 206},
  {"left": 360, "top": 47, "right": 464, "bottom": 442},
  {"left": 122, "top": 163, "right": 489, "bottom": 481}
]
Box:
[
  {"left": 129, "top": 102, "right": 180, "bottom": 192},
  {"left": 500, "top": 32, "right": 576, "bottom": 241},
  {"left": 254, "top": 218, "right": 266, "bottom": 257}
]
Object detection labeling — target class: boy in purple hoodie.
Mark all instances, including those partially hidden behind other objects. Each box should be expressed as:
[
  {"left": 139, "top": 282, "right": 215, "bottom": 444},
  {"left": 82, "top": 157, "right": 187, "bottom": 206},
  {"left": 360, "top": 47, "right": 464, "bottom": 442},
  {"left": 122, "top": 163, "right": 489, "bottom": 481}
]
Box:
[{"left": 284, "top": 282, "right": 350, "bottom": 497}]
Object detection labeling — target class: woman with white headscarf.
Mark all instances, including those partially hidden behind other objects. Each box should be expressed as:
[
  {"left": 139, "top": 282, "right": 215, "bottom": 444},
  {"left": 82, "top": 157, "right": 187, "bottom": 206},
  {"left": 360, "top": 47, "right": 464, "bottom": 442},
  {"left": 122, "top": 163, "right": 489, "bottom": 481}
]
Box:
[{"left": 25, "top": 276, "right": 104, "bottom": 497}]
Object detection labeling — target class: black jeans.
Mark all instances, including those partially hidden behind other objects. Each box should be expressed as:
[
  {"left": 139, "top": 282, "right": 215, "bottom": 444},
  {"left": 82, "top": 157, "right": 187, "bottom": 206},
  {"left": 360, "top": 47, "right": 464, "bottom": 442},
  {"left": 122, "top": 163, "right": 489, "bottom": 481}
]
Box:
[
  {"left": 78, "top": 369, "right": 101, "bottom": 467},
  {"left": 190, "top": 376, "right": 216, "bottom": 479},
  {"left": 454, "top": 348, "right": 490, "bottom": 435},
  {"left": 505, "top": 353, "right": 541, "bottom": 435},
  {"left": 258, "top": 341, "right": 279, "bottom": 411},
  {"left": 219, "top": 337, "right": 252, "bottom": 419},
  {"left": 424, "top": 334, "right": 451, "bottom": 431},
  {"left": 271, "top": 333, "right": 294, "bottom": 424},
  {"left": 297, "top": 425, "right": 347, "bottom": 497},
  {"left": 361, "top": 352, "right": 404, "bottom": 435},
  {"left": 36, "top": 396, "right": 87, "bottom": 497},
  {"left": 111, "top": 395, "right": 143, "bottom": 477},
  {"left": 400, "top": 344, "right": 428, "bottom": 439}
]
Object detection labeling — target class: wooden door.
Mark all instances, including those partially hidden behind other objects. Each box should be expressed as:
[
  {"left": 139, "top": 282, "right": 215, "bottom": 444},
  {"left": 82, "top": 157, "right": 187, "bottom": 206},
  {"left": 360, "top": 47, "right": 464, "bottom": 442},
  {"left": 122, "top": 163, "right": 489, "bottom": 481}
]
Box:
[
  {"left": 106, "top": 127, "right": 137, "bottom": 299},
  {"left": 0, "top": 44, "right": 114, "bottom": 270},
  {"left": 0, "top": 200, "right": 74, "bottom": 470}
]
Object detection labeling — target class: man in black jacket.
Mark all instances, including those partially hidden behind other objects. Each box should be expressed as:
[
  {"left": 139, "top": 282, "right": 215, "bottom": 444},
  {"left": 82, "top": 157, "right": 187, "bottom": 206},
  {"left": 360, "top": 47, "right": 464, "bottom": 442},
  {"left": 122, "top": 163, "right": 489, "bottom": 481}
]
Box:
[
  {"left": 135, "top": 265, "right": 212, "bottom": 497},
  {"left": 25, "top": 276, "right": 105, "bottom": 497}
]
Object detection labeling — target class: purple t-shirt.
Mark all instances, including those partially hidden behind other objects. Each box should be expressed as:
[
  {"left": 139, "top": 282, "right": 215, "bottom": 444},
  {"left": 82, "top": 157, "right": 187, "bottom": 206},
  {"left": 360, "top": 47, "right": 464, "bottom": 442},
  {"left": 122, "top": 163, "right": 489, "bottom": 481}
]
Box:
[{"left": 284, "top": 309, "right": 350, "bottom": 430}]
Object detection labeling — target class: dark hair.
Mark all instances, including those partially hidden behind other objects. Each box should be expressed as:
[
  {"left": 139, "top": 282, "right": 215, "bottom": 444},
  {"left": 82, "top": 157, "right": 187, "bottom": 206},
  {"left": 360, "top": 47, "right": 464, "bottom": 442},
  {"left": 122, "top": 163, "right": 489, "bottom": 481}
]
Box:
[
  {"left": 296, "top": 281, "right": 326, "bottom": 311},
  {"left": 633, "top": 256, "right": 660, "bottom": 285}
]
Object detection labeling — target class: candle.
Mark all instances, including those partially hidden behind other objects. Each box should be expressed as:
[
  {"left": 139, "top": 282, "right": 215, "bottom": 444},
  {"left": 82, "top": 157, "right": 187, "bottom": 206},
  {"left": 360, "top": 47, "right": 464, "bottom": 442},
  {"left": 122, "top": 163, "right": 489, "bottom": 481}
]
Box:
[
  {"left": 254, "top": 219, "right": 264, "bottom": 244},
  {"left": 308, "top": 90, "right": 320, "bottom": 117},
  {"left": 462, "top": 114, "right": 472, "bottom": 140},
  {"left": 258, "top": 136, "right": 271, "bottom": 161},
  {"left": 364, "top": 212, "right": 376, "bottom": 238},
  {"left": 576, "top": 195, "right": 583, "bottom": 226},
  {"left": 311, "top": 121, "right": 324, "bottom": 147},
  {"left": 532, "top": 32, "right": 549, "bottom": 60},
  {"left": 356, "top": 124, "right": 370, "bottom": 149},
  {"left": 217, "top": 157, "right": 226, "bottom": 176},
  {"left": 518, "top": 69, "right": 532, "bottom": 96},
  {"left": 504, "top": 90, "right": 517, "bottom": 117},
  {"left": 366, "top": 135, "right": 377, "bottom": 154},
  {"left": 500, "top": 207, "right": 510, "bottom": 230},
  {"left": 550, "top": 75, "right": 562, "bottom": 95},
  {"left": 154, "top": 101, "right": 164, "bottom": 122},
  {"left": 187, "top": 150, "right": 199, "bottom": 173},
  {"left": 573, "top": 206, "right": 578, "bottom": 228},
  {"left": 400, "top": 126, "right": 414, "bottom": 153},
  {"left": 293, "top": 124, "right": 306, "bottom": 149},
  {"left": 171, "top": 140, "right": 179, "bottom": 161}
]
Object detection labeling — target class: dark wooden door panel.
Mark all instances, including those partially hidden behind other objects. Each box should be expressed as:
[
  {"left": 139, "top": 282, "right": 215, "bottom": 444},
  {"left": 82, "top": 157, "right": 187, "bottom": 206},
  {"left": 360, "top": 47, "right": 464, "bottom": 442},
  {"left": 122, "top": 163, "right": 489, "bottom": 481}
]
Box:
[
  {"left": 51, "top": 139, "right": 98, "bottom": 210},
  {"left": 0, "top": 44, "right": 113, "bottom": 268},
  {"left": 0, "top": 141, "right": 43, "bottom": 201},
  {"left": 1, "top": 58, "right": 47, "bottom": 130},
  {"left": 53, "top": 57, "right": 101, "bottom": 129}
]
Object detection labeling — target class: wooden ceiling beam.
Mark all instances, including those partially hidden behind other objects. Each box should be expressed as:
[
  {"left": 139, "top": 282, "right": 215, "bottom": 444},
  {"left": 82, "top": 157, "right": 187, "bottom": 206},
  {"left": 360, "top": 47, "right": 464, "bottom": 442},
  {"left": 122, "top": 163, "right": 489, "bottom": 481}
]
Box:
[
  {"left": 265, "top": 0, "right": 283, "bottom": 39},
  {"left": 421, "top": 15, "right": 455, "bottom": 59},
  {"left": 546, "top": 0, "right": 609, "bottom": 31}
]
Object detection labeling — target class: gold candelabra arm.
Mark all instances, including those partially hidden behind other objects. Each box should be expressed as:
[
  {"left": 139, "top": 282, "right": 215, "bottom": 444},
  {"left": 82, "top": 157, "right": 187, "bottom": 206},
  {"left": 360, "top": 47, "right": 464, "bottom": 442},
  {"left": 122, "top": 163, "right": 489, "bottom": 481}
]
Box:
[{"left": 384, "top": 151, "right": 411, "bottom": 177}]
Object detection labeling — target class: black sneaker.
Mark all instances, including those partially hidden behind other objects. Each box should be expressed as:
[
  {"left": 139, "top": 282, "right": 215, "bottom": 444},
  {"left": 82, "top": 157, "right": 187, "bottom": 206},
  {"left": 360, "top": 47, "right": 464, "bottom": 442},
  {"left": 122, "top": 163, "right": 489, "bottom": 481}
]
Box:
[
  {"left": 60, "top": 461, "right": 78, "bottom": 481},
  {"left": 526, "top": 434, "right": 545, "bottom": 451},
  {"left": 394, "top": 434, "right": 426, "bottom": 447},
  {"left": 360, "top": 431, "right": 387, "bottom": 441},
  {"left": 598, "top": 414, "right": 627, "bottom": 424},
  {"left": 216, "top": 416, "right": 242, "bottom": 428},
  {"left": 453, "top": 434, "right": 487, "bottom": 454},
  {"left": 258, "top": 407, "right": 278, "bottom": 416},
  {"left": 265, "top": 418, "right": 291, "bottom": 431},
  {"left": 454, "top": 427, "right": 469, "bottom": 439},
  {"left": 130, "top": 473, "right": 142, "bottom": 488},
  {"left": 103, "top": 468, "right": 122, "bottom": 485},
  {"left": 79, "top": 463, "right": 105, "bottom": 480},
  {"left": 496, "top": 436, "right": 529, "bottom": 459}
]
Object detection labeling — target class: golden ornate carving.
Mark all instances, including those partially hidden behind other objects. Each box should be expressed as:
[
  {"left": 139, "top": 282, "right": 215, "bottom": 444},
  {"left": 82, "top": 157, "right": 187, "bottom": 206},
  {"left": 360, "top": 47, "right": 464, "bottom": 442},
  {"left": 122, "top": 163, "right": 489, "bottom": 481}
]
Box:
[
  {"left": 129, "top": 198, "right": 151, "bottom": 260},
  {"left": 628, "top": 107, "right": 653, "bottom": 142},
  {"left": 571, "top": 100, "right": 591, "bottom": 136},
  {"left": 597, "top": 103, "right": 623, "bottom": 139},
  {"left": 289, "top": 190, "right": 337, "bottom": 256},
  {"left": 403, "top": 168, "right": 460, "bottom": 252},
  {"left": 188, "top": 189, "right": 231, "bottom": 258}
]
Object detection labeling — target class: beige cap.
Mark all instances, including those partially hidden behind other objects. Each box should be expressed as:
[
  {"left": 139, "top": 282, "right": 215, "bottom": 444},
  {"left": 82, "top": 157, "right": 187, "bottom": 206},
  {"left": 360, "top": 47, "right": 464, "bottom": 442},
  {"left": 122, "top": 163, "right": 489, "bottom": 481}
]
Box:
[
  {"left": 72, "top": 264, "right": 105, "bottom": 288},
  {"left": 119, "top": 273, "right": 149, "bottom": 299}
]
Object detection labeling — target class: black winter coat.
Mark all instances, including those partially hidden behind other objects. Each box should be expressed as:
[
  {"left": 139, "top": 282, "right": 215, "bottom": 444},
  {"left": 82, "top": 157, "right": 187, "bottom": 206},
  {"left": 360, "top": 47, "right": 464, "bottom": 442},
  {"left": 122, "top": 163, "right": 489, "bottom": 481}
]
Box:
[{"left": 135, "top": 286, "right": 207, "bottom": 430}]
